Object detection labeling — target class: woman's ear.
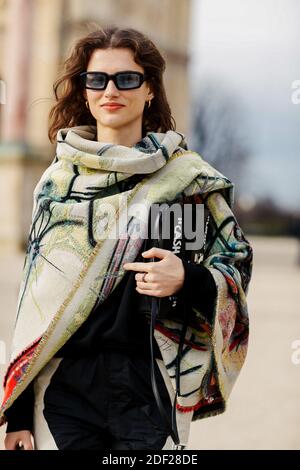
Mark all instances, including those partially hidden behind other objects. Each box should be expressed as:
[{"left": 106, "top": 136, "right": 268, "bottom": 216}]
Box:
[{"left": 146, "top": 79, "right": 154, "bottom": 102}]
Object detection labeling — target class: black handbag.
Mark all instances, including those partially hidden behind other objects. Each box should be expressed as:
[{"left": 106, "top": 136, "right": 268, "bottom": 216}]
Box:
[
  {"left": 140, "top": 197, "right": 210, "bottom": 449},
  {"left": 140, "top": 197, "right": 210, "bottom": 321}
]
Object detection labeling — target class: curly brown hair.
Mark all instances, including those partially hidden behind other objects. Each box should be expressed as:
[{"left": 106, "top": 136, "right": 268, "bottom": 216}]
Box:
[{"left": 48, "top": 25, "right": 177, "bottom": 143}]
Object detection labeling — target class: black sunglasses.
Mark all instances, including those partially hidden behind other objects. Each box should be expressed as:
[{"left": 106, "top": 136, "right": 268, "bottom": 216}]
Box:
[{"left": 79, "top": 70, "right": 149, "bottom": 90}]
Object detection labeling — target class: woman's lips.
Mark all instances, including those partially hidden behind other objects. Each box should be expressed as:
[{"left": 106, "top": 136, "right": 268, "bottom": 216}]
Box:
[{"left": 102, "top": 105, "right": 124, "bottom": 110}]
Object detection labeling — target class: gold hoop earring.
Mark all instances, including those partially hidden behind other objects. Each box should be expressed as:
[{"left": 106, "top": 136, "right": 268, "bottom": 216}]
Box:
[
  {"left": 147, "top": 100, "right": 151, "bottom": 108},
  {"left": 85, "top": 100, "right": 89, "bottom": 109}
]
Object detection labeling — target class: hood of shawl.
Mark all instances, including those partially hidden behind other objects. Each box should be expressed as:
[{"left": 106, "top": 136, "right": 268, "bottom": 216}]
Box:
[{"left": 55, "top": 125, "right": 188, "bottom": 174}]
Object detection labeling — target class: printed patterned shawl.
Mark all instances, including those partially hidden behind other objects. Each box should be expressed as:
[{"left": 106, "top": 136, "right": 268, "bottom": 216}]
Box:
[{"left": 0, "top": 125, "right": 253, "bottom": 426}]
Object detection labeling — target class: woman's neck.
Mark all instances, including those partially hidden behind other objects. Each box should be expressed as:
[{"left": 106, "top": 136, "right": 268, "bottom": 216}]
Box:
[{"left": 96, "top": 123, "right": 143, "bottom": 148}]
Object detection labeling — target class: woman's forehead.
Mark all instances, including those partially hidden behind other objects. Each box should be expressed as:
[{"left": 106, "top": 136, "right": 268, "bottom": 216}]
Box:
[{"left": 87, "top": 48, "right": 142, "bottom": 73}]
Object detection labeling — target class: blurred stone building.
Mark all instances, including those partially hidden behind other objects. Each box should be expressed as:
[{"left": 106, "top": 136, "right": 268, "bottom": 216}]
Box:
[{"left": 0, "top": 0, "right": 191, "bottom": 253}]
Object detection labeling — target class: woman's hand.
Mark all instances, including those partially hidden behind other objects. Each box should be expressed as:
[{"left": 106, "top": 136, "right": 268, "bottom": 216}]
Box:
[
  {"left": 123, "top": 247, "right": 185, "bottom": 297},
  {"left": 4, "top": 430, "right": 34, "bottom": 450}
]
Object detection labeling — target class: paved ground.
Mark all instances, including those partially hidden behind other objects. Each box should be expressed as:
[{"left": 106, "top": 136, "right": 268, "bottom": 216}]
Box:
[{"left": 0, "top": 235, "right": 299, "bottom": 450}]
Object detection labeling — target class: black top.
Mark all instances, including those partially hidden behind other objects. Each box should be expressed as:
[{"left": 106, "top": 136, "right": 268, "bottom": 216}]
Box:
[{"left": 5, "top": 259, "right": 217, "bottom": 433}]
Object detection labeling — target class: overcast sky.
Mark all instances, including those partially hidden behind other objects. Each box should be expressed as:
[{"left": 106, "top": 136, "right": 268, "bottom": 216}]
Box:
[{"left": 188, "top": 0, "right": 300, "bottom": 211}]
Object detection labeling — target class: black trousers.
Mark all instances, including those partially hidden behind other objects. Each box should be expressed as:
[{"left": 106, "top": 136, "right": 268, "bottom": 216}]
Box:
[{"left": 32, "top": 350, "right": 174, "bottom": 450}]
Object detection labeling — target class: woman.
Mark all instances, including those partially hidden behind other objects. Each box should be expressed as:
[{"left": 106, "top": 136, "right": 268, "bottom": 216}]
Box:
[{"left": 1, "top": 26, "right": 253, "bottom": 451}]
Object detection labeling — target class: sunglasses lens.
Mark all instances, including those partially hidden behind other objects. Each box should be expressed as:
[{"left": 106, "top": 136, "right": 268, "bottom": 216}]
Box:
[
  {"left": 82, "top": 72, "right": 144, "bottom": 89},
  {"left": 85, "top": 73, "right": 106, "bottom": 89},
  {"left": 117, "top": 73, "right": 141, "bottom": 89}
]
